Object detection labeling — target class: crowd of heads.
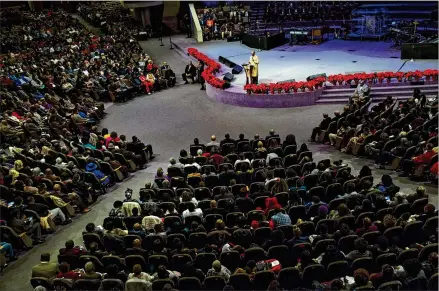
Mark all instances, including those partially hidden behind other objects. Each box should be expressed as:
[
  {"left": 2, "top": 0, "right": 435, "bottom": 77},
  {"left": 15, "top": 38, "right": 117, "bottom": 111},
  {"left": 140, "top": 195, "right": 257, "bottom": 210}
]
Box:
[
  {"left": 28, "top": 131, "right": 438, "bottom": 291},
  {"left": 196, "top": 3, "right": 249, "bottom": 41}
]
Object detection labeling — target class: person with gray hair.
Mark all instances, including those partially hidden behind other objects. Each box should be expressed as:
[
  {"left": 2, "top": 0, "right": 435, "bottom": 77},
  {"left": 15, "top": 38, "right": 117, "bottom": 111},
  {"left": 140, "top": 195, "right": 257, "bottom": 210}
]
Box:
[{"left": 168, "top": 157, "right": 184, "bottom": 170}]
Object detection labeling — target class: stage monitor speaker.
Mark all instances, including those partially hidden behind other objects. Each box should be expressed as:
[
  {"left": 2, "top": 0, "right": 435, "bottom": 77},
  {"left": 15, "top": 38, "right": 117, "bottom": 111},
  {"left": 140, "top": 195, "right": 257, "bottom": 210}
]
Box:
[
  {"left": 232, "top": 65, "right": 243, "bottom": 74},
  {"left": 277, "top": 79, "right": 295, "bottom": 84},
  {"left": 223, "top": 72, "right": 234, "bottom": 82},
  {"left": 306, "top": 73, "right": 326, "bottom": 81},
  {"left": 218, "top": 56, "right": 226, "bottom": 64},
  {"left": 219, "top": 56, "right": 237, "bottom": 68}
]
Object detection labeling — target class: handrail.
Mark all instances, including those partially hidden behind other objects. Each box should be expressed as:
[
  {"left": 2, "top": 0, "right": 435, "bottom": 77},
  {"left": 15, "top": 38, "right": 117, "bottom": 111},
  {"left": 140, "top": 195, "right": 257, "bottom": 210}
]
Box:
[{"left": 188, "top": 3, "right": 203, "bottom": 43}]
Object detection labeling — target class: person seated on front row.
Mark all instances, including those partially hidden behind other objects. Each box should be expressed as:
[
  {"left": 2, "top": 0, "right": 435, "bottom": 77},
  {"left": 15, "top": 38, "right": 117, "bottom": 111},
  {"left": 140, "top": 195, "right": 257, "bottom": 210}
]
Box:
[
  {"left": 182, "top": 61, "right": 197, "bottom": 84},
  {"left": 31, "top": 253, "right": 58, "bottom": 279},
  {"left": 309, "top": 113, "right": 332, "bottom": 142},
  {"left": 59, "top": 240, "right": 87, "bottom": 257}
]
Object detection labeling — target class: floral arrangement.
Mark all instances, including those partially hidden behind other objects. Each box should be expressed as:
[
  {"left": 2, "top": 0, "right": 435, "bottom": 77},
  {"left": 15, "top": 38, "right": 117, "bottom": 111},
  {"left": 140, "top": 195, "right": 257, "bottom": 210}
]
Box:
[
  {"left": 187, "top": 47, "right": 226, "bottom": 89},
  {"left": 187, "top": 48, "right": 438, "bottom": 93}
]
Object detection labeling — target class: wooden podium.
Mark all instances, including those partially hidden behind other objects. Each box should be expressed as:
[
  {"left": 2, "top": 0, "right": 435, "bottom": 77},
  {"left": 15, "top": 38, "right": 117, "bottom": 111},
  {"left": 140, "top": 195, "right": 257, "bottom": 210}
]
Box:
[{"left": 243, "top": 63, "right": 251, "bottom": 84}]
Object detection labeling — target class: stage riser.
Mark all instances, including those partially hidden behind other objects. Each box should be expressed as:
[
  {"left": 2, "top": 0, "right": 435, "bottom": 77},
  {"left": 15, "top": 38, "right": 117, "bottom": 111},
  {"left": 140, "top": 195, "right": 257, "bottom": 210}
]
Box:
[
  {"left": 316, "top": 95, "right": 434, "bottom": 104},
  {"left": 324, "top": 82, "right": 438, "bottom": 91},
  {"left": 317, "top": 80, "right": 438, "bottom": 104}
]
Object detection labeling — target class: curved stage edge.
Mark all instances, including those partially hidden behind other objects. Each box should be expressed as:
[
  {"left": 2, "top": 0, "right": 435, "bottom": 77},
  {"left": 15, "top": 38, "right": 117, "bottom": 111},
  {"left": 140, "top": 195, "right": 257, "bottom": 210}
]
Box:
[{"left": 206, "top": 84, "right": 324, "bottom": 108}]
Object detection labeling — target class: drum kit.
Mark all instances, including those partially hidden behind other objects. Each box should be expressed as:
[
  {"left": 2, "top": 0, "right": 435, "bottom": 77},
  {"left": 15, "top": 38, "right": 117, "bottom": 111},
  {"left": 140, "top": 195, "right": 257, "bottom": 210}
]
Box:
[{"left": 388, "top": 20, "right": 424, "bottom": 49}]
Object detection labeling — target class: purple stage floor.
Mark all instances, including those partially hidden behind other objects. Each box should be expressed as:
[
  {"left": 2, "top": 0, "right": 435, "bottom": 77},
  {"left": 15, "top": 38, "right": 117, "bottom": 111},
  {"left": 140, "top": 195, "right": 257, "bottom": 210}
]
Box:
[{"left": 173, "top": 36, "right": 438, "bottom": 90}]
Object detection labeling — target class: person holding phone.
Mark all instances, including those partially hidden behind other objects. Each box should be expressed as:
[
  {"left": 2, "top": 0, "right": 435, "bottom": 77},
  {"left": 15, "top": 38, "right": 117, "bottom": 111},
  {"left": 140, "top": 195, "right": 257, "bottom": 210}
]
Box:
[{"left": 10, "top": 208, "right": 45, "bottom": 244}]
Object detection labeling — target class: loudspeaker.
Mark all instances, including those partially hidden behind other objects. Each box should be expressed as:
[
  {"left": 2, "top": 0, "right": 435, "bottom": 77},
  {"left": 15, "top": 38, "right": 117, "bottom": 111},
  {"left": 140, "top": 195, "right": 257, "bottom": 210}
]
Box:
[
  {"left": 306, "top": 73, "right": 326, "bottom": 81},
  {"left": 277, "top": 79, "right": 295, "bottom": 84},
  {"left": 232, "top": 65, "right": 243, "bottom": 74},
  {"left": 223, "top": 72, "right": 234, "bottom": 82},
  {"left": 218, "top": 56, "right": 226, "bottom": 64}
]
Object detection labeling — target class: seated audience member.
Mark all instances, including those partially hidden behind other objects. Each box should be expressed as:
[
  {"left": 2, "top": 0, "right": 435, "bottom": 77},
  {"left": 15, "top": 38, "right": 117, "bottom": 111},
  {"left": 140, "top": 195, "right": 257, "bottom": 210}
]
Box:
[
  {"left": 401, "top": 143, "right": 436, "bottom": 176},
  {"left": 309, "top": 113, "right": 331, "bottom": 142},
  {"left": 182, "top": 61, "right": 197, "bottom": 84},
  {"left": 10, "top": 208, "right": 44, "bottom": 244},
  {"left": 406, "top": 186, "right": 428, "bottom": 204},
  {"left": 182, "top": 202, "right": 203, "bottom": 224},
  {"left": 103, "top": 264, "right": 128, "bottom": 283},
  {"left": 349, "top": 268, "right": 373, "bottom": 290},
  {"left": 270, "top": 205, "right": 291, "bottom": 227},
  {"left": 32, "top": 253, "right": 58, "bottom": 279},
  {"left": 57, "top": 262, "right": 80, "bottom": 280},
  {"left": 347, "top": 238, "right": 372, "bottom": 262},
  {"left": 126, "top": 238, "right": 148, "bottom": 259},
  {"left": 83, "top": 222, "right": 105, "bottom": 238},
  {"left": 81, "top": 261, "right": 102, "bottom": 279},
  {"left": 128, "top": 264, "right": 154, "bottom": 282},
  {"left": 206, "top": 260, "right": 231, "bottom": 282},
  {"left": 59, "top": 240, "right": 87, "bottom": 257}
]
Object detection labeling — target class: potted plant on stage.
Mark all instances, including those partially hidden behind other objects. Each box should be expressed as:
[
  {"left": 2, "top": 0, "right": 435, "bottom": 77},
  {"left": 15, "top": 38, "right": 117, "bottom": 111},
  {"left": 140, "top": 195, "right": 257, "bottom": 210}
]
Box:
[
  {"left": 395, "top": 72, "right": 404, "bottom": 82},
  {"left": 244, "top": 83, "right": 254, "bottom": 94},
  {"left": 423, "top": 69, "right": 438, "bottom": 81}
]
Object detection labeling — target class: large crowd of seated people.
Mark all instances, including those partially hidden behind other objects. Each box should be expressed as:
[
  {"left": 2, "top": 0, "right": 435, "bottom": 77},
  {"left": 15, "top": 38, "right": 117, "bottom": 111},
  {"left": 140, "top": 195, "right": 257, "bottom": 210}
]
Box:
[
  {"left": 78, "top": 2, "right": 176, "bottom": 92},
  {"left": 77, "top": 2, "right": 153, "bottom": 40},
  {"left": 28, "top": 131, "right": 437, "bottom": 291},
  {"left": 309, "top": 86, "right": 438, "bottom": 183},
  {"left": 0, "top": 8, "right": 156, "bottom": 271},
  {"left": 263, "top": 1, "right": 359, "bottom": 23},
  {"left": 197, "top": 4, "right": 249, "bottom": 41}
]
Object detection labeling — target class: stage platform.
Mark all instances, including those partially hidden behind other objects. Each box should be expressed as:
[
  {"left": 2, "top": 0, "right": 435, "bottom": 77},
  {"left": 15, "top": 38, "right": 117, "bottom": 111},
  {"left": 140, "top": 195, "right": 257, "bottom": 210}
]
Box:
[{"left": 171, "top": 36, "right": 438, "bottom": 108}]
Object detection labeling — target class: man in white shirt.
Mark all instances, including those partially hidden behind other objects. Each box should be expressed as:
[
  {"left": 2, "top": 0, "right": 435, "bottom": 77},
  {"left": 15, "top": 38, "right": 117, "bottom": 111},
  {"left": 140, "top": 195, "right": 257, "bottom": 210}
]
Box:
[{"left": 182, "top": 203, "right": 203, "bottom": 224}]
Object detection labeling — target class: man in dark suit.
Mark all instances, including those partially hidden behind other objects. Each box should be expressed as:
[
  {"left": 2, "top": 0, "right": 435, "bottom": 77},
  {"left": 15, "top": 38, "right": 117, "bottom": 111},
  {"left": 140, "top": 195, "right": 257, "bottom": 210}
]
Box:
[
  {"left": 220, "top": 133, "right": 235, "bottom": 147},
  {"left": 309, "top": 113, "right": 332, "bottom": 142},
  {"left": 182, "top": 61, "right": 196, "bottom": 84},
  {"left": 125, "top": 239, "right": 148, "bottom": 260},
  {"left": 31, "top": 253, "right": 58, "bottom": 279},
  {"left": 265, "top": 129, "right": 280, "bottom": 142},
  {"left": 197, "top": 61, "right": 205, "bottom": 90}
]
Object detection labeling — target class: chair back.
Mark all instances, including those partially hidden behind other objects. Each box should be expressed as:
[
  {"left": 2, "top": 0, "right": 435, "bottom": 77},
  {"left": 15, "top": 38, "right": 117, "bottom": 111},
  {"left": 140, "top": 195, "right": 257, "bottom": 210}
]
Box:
[
  {"left": 204, "top": 276, "right": 226, "bottom": 290},
  {"left": 73, "top": 279, "right": 102, "bottom": 291},
  {"left": 337, "top": 234, "right": 359, "bottom": 254},
  {"left": 253, "top": 270, "right": 275, "bottom": 290},
  {"left": 179, "top": 277, "right": 201, "bottom": 290},
  {"left": 229, "top": 273, "right": 252, "bottom": 290}
]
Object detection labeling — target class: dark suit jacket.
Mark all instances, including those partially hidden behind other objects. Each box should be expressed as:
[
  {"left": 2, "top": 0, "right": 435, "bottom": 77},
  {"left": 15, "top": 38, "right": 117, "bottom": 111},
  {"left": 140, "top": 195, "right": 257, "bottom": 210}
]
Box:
[
  {"left": 185, "top": 65, "right": 196, "bottom": 76},
  {"left": 319, "top": 117, "right": 332, "bottom": 129},
  {"left": 32, "top": 262, "right": 59, "bottom": 279}
]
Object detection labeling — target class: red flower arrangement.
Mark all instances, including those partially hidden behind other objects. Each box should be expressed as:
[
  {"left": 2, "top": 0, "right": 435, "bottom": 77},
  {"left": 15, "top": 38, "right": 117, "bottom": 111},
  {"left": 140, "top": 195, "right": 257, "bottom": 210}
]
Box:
[
  {"left": 405, "top": 70, "right": 423, "bottom": 81},
  {"left": 423, "top": 69, "right": 438, "bottom": 81},
  {"left": 187, "top": 47, "right": 226, "bottom": 89}
]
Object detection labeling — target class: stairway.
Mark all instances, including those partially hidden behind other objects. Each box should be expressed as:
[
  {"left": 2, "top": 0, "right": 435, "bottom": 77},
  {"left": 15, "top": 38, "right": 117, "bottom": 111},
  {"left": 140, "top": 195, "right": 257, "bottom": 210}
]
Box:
[
  {"left": 316, "top": 82, "right": 438, "bottom": 104},
  {"left": 249, "top": 2, "right": 267, "bottom": 32}
]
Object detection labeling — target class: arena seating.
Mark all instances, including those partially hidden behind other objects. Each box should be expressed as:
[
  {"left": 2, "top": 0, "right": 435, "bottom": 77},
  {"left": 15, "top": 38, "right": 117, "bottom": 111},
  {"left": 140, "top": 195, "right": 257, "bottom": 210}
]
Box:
[
  {"left": 27, "top": 132, "right": 438, "bottom": 290},
  {"left": 0, "top": 7, "right": 155, "bottom": 269},
  {"left": 309, "top": 86, "right": 438, "bottom": 184}
]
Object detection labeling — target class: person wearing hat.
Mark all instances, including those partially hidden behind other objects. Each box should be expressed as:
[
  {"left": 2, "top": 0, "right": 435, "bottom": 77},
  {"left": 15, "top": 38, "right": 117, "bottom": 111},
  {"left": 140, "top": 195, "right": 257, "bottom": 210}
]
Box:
[
  {"left": 206, "top": 260, "right": 231, "bottom": 282},
  {"left": 85, "top": 158, "right": 110, "bottom": 186}
]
